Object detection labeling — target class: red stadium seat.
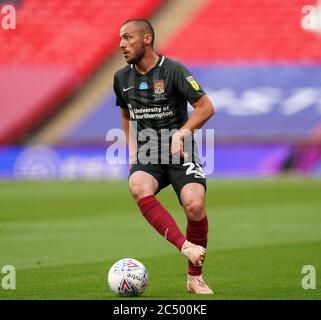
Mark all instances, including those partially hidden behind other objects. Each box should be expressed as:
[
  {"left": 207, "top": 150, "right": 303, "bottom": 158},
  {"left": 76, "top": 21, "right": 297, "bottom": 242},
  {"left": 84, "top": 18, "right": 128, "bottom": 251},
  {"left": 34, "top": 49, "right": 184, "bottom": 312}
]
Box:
[
  {"left": 162, "top": 0, "right": 321, "bottom": 63},
  {"left": 0, "top": 0, "right": 163, "bottom": 143}
]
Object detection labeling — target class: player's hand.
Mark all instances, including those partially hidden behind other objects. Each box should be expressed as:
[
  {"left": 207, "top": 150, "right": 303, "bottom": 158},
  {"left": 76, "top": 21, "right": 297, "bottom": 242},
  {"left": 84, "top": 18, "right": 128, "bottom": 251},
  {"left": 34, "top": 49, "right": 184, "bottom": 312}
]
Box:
[{"left": 171, "top": 131, "right": 189, "bottom": 160}]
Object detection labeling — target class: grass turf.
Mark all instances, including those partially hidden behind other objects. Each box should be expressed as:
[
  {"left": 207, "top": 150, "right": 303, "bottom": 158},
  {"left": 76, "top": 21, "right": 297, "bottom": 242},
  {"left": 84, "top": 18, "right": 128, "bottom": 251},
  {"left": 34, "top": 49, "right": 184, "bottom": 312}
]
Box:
[{"left": 0, "top": 178, "right": 320, "bottom": 300}]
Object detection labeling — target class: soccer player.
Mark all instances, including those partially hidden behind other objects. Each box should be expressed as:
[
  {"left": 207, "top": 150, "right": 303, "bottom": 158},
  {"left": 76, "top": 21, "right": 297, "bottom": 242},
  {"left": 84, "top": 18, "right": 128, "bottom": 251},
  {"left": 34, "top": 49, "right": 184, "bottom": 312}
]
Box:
[{"left": 113, "top": 19, "right": 215, "bottom": 294}]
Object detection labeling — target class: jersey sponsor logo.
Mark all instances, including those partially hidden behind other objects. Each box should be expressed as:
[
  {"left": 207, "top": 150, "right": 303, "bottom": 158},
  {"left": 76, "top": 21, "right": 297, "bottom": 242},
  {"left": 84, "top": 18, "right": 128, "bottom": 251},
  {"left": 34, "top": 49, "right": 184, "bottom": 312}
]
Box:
[
  {"left": 126, "top": 104, "right": 175, "bottom": 120},
  {"left": 186, "top": 76, "right": 200, "bottom": 91},
  {"left": 153, "top": 80, "right": 165, "bottom": 94},
  {"left": 123, "top": 86, "right": 135, "bottom": 92},
  {"left": 139, "top": 82, "right": 148, "bottom": 90}
]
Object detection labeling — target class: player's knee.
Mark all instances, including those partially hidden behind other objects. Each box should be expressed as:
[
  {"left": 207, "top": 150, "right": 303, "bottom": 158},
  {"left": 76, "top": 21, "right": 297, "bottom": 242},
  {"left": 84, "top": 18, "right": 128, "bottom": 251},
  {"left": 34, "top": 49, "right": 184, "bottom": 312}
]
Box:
[
  {"left": 129, "top": 182, "right": 152, "bottom": 201},
  {"left": 184, "top": 200, "right": 205, "bottom": 221}
]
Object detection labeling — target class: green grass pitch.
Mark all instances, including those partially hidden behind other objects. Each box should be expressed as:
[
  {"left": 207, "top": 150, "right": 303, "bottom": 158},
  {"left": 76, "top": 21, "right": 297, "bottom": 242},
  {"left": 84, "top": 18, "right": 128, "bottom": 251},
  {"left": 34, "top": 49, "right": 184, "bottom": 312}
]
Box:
[{"left": 0, "top": 178, "right": 321, "bottom": 300}]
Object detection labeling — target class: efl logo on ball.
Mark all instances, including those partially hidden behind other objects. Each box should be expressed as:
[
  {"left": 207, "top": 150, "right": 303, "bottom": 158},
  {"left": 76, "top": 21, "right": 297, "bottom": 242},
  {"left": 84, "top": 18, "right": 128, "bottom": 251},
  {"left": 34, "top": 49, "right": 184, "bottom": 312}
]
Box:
[{"left": 107, "top": 258, "right": 148, "bottom": 297}]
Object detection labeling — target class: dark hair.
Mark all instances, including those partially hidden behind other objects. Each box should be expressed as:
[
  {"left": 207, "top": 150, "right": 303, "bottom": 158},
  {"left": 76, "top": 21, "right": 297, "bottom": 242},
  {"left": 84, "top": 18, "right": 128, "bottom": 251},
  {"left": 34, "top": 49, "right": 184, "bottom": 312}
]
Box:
[{"left": 122, "top": 19, "right": 155, "bottom": 47}]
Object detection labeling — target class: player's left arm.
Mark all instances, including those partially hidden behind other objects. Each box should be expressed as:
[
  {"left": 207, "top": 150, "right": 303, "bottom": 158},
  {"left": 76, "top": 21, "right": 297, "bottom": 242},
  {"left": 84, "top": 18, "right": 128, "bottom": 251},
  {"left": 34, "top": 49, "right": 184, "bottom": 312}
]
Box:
[
  {"left": 180, "top": 94, "right": 215, "bottom": 133},
  {"left": 171, "top": 95, "right": 215, "bottom": 159},
  {"left": 171, "top": 63, "right": 215, "bottom": 158}
]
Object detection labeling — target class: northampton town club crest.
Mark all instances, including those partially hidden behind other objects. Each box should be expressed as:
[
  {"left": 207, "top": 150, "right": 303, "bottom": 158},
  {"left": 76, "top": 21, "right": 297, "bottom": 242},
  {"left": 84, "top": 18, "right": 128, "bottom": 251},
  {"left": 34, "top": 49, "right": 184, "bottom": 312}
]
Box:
[{"left": 153, "top": 79, "right": 167, "bottom": 101}]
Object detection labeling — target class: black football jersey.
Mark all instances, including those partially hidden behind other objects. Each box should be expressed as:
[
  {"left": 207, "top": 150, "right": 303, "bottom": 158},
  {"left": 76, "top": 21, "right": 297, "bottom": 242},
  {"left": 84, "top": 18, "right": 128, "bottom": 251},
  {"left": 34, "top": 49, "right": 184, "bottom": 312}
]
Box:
[{"left": 113, "top": 55, "right": 206, "bottom": 163}]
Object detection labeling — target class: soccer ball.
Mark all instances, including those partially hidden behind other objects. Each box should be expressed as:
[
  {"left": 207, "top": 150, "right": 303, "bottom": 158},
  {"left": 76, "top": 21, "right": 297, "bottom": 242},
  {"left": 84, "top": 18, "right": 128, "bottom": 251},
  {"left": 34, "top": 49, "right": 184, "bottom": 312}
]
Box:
[{"left": 107, "top": 258, "right": 149, "bottom": 297}]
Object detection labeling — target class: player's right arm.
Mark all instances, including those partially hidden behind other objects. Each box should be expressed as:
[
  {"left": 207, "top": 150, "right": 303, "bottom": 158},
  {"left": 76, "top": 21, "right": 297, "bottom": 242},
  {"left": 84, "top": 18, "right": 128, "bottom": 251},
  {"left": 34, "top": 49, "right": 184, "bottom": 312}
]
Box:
[
  {"left": 120, "top": 108, "right": 137, "bottom": 166},
  {"left": 113, "top": 73, "right": 137, "bottom": 166}
]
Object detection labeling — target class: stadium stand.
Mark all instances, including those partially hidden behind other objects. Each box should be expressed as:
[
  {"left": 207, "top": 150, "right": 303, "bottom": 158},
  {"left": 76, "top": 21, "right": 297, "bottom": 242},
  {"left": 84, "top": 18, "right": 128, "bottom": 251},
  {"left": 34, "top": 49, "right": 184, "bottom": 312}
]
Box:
[
  {"left": 0, "top": 0, "right": 163, "bottom": 143},
  {"left": 63, "top": 0, "right": 321, "bottom": 141},
  {"left": 1, "top": 0, "right": 321, "bottom": 178},
  {"left": 59, "top": 0, "right": 321, "bottom": 176},
  {"left": 162, "top": 0, "right": 321, "bottom": 62}
]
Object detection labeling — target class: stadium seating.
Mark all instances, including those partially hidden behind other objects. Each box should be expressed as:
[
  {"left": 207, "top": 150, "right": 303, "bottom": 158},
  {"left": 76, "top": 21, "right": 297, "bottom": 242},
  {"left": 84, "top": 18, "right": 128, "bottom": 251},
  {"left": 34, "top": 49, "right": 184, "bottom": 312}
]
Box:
[
  {"left": 162, "top": 0, "right": 321, "bottom": 62},
  {"left": 1, "top": 0, "right": 163, "bottom": 75},
  {"left": 65, "top": 0, "right": 321, "bottom": 143},
  {"left": 60, "top": 0, "right": 321, "bottom": 177},
  {"left": 1, "top": 0, "right": 321, "bottom": 177},
  {"left": 0, "top": 0, "right": 163, "bottom": 143}
]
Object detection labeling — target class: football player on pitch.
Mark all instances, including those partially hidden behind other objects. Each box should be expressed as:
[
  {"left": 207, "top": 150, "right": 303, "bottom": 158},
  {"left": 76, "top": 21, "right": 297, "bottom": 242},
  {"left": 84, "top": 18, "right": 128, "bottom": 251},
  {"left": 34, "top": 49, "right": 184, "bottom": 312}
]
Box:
[{"left": 113, "top": 19, "right": 215, "bottom": 294}]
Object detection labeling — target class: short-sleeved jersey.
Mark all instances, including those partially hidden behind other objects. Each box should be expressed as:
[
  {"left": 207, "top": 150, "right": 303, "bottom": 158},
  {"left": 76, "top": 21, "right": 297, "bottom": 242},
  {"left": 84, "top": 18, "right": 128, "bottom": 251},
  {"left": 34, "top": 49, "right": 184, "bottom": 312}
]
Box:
[{"left": 113, "top": 55, "right": 206, "bottom": 163}]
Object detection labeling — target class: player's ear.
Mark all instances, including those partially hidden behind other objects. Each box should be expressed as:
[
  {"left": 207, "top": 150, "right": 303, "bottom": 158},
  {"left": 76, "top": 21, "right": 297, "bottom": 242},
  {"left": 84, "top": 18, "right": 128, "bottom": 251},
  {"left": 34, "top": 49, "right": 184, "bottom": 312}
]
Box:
[{"left": 143, "top": 33, "right": 153, "bottom": 47}]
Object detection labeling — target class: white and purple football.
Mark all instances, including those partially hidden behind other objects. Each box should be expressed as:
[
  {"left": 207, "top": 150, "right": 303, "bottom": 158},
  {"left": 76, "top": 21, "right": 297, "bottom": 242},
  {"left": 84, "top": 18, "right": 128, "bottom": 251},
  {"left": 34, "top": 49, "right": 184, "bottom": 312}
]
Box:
[{"left": 107, "top": 258, "right": 149, "bottom": 297}]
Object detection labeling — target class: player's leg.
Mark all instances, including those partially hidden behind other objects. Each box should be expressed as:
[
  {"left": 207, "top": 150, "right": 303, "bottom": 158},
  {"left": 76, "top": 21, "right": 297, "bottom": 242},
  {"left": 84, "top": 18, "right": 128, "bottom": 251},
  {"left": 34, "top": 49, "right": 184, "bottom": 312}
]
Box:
[
  {"left": 129, "top": 167, "right": 186, "bottom": 251},
  {"left": 129, "top": 170, "right": 158, "bottom": 201},
  {"left": 167, "top": 163, "right": 213, "bottom": 294},
  {"left": 180, "top": 182, "right": 213, "bottom": 294},
  {"left": 180, "top": 182, "right": 208, "bottom": 271}
]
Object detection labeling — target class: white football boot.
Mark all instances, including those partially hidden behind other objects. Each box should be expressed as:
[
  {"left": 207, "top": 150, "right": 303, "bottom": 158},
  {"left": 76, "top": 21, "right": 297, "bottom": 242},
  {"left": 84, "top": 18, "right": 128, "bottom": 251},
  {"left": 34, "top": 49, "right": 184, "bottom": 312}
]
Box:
[{"left": 187, "top": 275, "right": 214, "bottom": 294}]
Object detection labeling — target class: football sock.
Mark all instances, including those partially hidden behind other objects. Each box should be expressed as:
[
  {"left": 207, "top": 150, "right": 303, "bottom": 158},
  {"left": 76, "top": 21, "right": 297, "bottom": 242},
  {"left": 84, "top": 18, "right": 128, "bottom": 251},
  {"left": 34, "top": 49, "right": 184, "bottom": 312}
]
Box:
[
  {"left": 186, "top": 215, "right": 208, "bottom": 276},
  {"left": 137, "top": 195, "right": 186, "bottom": 251}
]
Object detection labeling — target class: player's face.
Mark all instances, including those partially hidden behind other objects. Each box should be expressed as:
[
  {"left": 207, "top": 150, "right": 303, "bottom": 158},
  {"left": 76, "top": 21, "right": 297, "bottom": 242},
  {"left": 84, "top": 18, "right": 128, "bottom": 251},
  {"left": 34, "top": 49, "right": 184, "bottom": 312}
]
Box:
[{"left": 119, "top": 23, "right": 145, "bottom": 64}]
